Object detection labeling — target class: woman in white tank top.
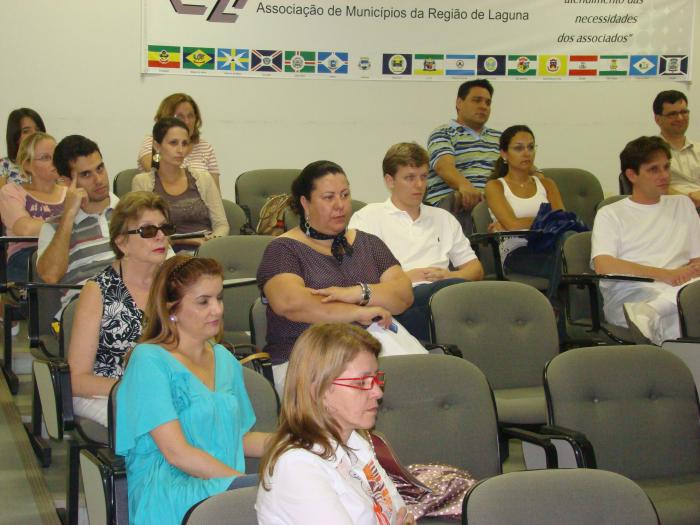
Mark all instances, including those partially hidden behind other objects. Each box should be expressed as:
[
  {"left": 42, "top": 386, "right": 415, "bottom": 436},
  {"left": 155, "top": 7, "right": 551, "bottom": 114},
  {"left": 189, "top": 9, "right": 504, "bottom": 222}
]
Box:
[{"left": 484, "top": 125, "right": 566, "bottom": 299}]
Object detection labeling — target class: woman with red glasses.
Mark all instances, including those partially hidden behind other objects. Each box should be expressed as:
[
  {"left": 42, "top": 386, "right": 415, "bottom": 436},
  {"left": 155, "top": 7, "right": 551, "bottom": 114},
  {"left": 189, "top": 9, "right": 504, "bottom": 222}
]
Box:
[{"left": 257, "top": 323, "right": 415, "bottom": 525}]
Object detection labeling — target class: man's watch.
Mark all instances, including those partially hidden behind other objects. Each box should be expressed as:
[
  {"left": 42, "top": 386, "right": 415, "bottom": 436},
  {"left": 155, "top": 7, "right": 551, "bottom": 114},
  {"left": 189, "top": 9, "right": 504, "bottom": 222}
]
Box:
[{"left": 358, "top": 282, "right": 371, "bottom": 306}]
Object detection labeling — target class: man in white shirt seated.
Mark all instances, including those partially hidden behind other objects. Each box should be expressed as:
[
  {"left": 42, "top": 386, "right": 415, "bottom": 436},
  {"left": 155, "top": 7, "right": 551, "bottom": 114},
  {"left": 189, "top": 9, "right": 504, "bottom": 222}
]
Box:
[
  {"left": 349, "top": 142, "right": 484, "bottom": 340},
  {"left": 591, "top": 136, "right": 700, "bottom": 345}
]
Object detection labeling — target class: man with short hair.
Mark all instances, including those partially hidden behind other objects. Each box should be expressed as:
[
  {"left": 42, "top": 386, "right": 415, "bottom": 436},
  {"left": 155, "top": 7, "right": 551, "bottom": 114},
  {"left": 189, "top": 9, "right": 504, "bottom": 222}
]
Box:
[
  {"left": 349, "top": 142, "right": 484, "bottom": 340},
  {"left": 37, "top": 135, "right": 117, "bottom": 312},
  {"left": 653, "top": 90, "right": 700, "bottom": 206},
  {"left": 591, "top": 136, "right": 700, "bottom": 345},
  {"left": 426, "top": 78, "right": 501, "bottom": 232}
]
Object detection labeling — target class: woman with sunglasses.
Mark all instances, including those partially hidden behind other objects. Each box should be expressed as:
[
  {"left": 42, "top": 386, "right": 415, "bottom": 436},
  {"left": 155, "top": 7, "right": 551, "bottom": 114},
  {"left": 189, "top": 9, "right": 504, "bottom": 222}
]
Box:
[
  {"left": 68, "top": 191, "right": 173, "bottom": 426},
  {"left": 484, "top": 125, "right": 566, "bottom": 300},
  {"left": 257, "top": 323, "right": 415, "bottom": 525}
]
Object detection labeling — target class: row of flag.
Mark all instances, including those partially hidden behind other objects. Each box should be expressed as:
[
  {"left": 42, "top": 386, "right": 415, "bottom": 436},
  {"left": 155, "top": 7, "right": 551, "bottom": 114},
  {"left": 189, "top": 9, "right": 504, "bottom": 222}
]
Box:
[{"left": 147, "top": 46, "right": 689, "bottom": 78}]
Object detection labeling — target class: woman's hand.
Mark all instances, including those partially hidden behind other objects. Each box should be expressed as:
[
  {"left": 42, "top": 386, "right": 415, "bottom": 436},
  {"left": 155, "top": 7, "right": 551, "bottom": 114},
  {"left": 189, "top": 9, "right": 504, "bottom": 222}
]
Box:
[
  {"left": 487, "top": 220, "right": 504, "bottom": 233},
  {"left": 354, "top": 306, "right": 392, "bottom": 328},
  {"left": 311, "top": 285, "right": 363, "bottom": 304},
  {"left": 396, "top": 507, "right": 416, "bottom": 525}
]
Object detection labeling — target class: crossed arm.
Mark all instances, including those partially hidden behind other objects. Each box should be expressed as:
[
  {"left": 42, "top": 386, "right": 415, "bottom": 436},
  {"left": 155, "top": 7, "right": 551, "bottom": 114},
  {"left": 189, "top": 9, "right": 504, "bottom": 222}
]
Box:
[{"left": 593, "top": 255, "right": 700, "bottom": 286}]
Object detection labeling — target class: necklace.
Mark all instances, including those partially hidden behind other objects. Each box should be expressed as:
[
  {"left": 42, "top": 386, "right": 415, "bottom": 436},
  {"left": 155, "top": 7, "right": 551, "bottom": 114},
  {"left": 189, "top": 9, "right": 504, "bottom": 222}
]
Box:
[{"left": 506, "top": 175, "right": 530, "bottom": 188}]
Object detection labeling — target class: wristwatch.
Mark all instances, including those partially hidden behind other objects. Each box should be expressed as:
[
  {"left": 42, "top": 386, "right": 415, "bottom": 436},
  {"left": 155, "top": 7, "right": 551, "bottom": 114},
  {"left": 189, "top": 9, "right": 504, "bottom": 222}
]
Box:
[{"left": 358, "top": 282, "right": 371, "bottom": 306}]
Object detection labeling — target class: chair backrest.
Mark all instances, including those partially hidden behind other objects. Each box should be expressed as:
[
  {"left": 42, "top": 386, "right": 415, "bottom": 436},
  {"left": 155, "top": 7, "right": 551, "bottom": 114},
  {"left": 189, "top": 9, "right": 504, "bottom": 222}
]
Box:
[
  {"left": 596, "top": 195, "right": 627, "bottom": 212},
  {"left": 678, "top": 281, "right": 700, "bottom": 338},
  {"left": 471, "top": 201, "right": 491, "bottom": 234},
  {"left": 561, "top": 231, "right": 596, "bottom": 324},
  {"left": 28, "top": 251, "right": 69, "bottom": 355},
  {"left": 463, "top": 469, "right": 659, "bottom": 525},
  {"left": 619, "top": 171, "right": 633, "bottom": 195},
  {"left": 541, "top": 168, "right": 604, "bottom": 229},
  {"left": 197, "top": 236, "right": 273, "bottom": 337},
  {"left": 235, "top": 169, "right": 300, "bottom": 226},
  {"left": 375, "top": 354, "right": 501, "bottom": 480},
  {"left": 249, "top": 297, "right": 267, "bottom": 349},
  {"left": 60, "top": 295, "right": 79, "bottom": 358},
  {"left": 222, "top": 198, "right": 248, "bottom": 235},
  {"left": 430, "top": 281, "right": 558, "bottom": 390},
  {"left": 112, "top": 168, "right": 141, "bottom": 197},
  {"left": 182, "top": 486, "right": 258, "bottom": 525},
  {"left": 545, "top": 345, "right": 700, "bottom": 480},
  {"left": 242, "top": 366, "right": 278, "bottom": 432}
]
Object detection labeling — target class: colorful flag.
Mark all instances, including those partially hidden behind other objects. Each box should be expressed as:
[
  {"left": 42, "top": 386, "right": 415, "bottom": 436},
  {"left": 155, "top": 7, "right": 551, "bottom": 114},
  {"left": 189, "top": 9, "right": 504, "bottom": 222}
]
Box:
[
  {"left": 216, "top": 49, "right": 249, "bottom": 71},
  {"left": 382, "top": 54, "right": 412, "bottom": 75},
  {"left": 629, "top": 55, "right": 658, "bottom": 76},
  {"left": 599, "top": 55, "right": 628, "bottom": 76},
  {"left": 148, "top": 45, "right": 181, "bottom": 69},
  {"left": 477, "top": 55, "right": 506, "bottom": 76},
  {"left": 538, "top": 55, "right": 567, "bottom": 77},
  {"left": 251, "top": 50, "right": 283, "bottom": 72},
  {"left": 445, "top": 54, "right": 476, "bottom": 76},
  {"left": 414, "top": 54, "right": 444, "bottom": 76},
  {"left": 183, "top": 47, "right": 215, "bottom": 70},
  {"left": 659, "top": 55, "right": 688, "bottom": 76},
  {"left": 507, "top": 55, "right": 536, "bottom": 76},
  {"left": 284, "top": 51, "right": 317, "bottom": 73},
  {"left": 318, "top": 52, "right": 349, "bottom": 74},
  {"left": 569, "top": 55, "right": 598, "bottom": 77}
]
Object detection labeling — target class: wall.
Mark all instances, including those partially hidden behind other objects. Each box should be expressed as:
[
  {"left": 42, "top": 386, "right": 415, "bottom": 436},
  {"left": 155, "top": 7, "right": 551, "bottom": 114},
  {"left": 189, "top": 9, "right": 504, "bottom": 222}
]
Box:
[{"left": 1, "top": 0, "right": 698, "bottom": 202}]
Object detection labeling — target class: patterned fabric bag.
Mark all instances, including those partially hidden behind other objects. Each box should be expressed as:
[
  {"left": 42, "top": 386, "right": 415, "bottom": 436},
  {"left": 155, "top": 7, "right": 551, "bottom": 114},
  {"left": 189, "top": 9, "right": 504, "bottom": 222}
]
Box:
[
  {"left": 370, "top": 432, "right": 477, "bottom": 520},
  {"left": 256, "top": 194, "right": 292, "bottom": 235}
]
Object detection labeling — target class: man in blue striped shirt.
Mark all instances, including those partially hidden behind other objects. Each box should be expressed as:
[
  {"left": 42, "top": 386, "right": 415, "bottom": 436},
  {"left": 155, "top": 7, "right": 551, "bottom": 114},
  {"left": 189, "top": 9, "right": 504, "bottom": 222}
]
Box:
[{"left": 427, "top": 79, "right": 501, "bottom": 233}]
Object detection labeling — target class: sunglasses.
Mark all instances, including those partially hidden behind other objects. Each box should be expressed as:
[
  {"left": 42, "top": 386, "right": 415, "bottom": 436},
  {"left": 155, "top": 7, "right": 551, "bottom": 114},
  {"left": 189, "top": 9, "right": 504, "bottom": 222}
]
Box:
[
  {"left": 332, "top": 371, "right": 385, "bottom": 391},
  {"left": 126, "top": 223, "right": 176, "bottom": 238}
]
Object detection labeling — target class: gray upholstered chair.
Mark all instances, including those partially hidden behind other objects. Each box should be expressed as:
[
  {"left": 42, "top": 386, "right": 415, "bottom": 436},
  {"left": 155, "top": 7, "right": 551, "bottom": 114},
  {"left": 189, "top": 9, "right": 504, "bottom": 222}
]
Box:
[
  {"left": 282, "top": 198, "right": 366, "bottom": 232},
  {"left": 234, "top": 168, "right": 300, "bottom": 227},
  {"left": 375, "top": 355, "right": 556, "bottom": 490},
  {"left": 196, "top": 235, "right": 274, "bottom": 345},
  {"left": 540, "top": 168, "right": 604, "bottom": 229},
  {"left": 250, "top": 297, "right": 267, "bottom": 349},
  {"left": 112, "top": 168, "right": 140, "bottom": 197},
  {"left": 222, "top": 198, "right": 249, "bottom": 235},
  {"left": 462, "top": 469, "right": 659, "bottom": 525},
  {"left": 182, "top": 486, "right": 258, "bottom": 525},
  {"left": 678, "top": 280, "right": 700, "bottom": 339},
  {"left": 429, "top": 281, "right": 558, "bottom": 426},
  {"left": 543, "top": 345, "right": 700, "bottom": 525}
]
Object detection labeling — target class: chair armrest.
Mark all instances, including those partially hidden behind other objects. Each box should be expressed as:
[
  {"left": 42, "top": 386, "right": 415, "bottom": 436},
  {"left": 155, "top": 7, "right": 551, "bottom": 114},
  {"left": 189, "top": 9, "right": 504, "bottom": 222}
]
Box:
[
  {"left": 470, "top": 230, "right": 534, "bottom": 244},
  {"left": 501, "top": 427, "right": 558, "bottom": 468},
  {"left": 32, "top": 358, "right": 75, "bottom": 440},
  {"left": 0, "top": 235, "right": 39, "bottom": 245},
  {"left": 561, "top": 273, "right": 653, "bottom": 284},
  {"left": 170, "top": 231, "right": 207, "bottom": 240},
  {"left": 222, "top": 277, "right": 257, "bottom": 288},
  {"left": 539, "top": 424, "right": 596, "bottom": 468},
  {"left": 421, "top": 342, "right": 463, "bottom": 358}
]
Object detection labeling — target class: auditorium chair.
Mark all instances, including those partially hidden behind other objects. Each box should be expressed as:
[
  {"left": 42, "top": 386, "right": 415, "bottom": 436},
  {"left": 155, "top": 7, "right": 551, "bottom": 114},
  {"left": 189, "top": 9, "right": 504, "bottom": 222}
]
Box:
[
  {"left": 541, "top": 345, "right": 700, "bottom": 525},
  {"left": 222, "top": 198, "right": 250, "bottom": 234},
  {"left": 619, "top": 171, "right": 633, "bottom": 195},
  {"left": 234, "top": 168, "right": 300, "bottom": 227},
  {"left": 112, "top": 168, "right": 140, "bottom": 197},
  {"left": 678, "top": 280, "right": 700, "bottom": 339},
  {"left": 462, "top": 469, "right": 659, "bottom": 525},
  {"left": 429, "top": 280, "right": 558, "bottom": 428},
  {"left": 283, "top": 198, "right": 366, "bottom": 232},
  {"left": 540, "top": 168, "right": 604, "bottom": 229},
  {"left": 182, "top": 486, "right": 258, "bottom": 525}
]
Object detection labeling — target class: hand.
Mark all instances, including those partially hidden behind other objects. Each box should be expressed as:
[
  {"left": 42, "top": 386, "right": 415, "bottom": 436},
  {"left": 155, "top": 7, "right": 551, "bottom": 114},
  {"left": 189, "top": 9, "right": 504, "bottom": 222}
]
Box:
[
  {"left": 423, "top": 267, "right": 450, "bottom": 282},
  {"left": 406, "top": 268, "right": 430, "bottom": 283},
  {"left": 63, "top": 175, "right": 87, "bottom": 217},
  {"left": 312, "top": 285, "right": 363, "bottom": 304},
  {"left": 458, "top": 185, "right": 482, "bottom": 210},
  {"left": 661, "top": 264, "right": 700, "bottom": 286},
  {"left": 488, "top": 221, "right": 504, "bottom": 233},
  {"left": 396, "top": 507, "right": 416, "bottom": 525},
  {"left": 354, "top": 306, "right": 392, "bottom": 328}
]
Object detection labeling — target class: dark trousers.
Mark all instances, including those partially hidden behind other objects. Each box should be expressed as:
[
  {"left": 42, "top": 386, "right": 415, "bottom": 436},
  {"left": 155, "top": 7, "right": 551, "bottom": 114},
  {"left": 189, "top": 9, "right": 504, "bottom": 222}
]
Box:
[{"left": 396, "top": 278, "right": 466, "bottom": 341}]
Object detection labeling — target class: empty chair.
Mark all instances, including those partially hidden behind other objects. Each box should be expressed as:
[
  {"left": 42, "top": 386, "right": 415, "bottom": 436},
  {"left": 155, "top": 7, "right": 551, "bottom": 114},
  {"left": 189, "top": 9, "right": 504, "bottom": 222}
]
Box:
[
  {"left": 182, "top": 486, "right": 258, "bottom": 525},
  {"left": 462, "top": 469, "right": 659, "bottom": 525},
  {"left": 430, "top": 280, "right": 558, "bottom": 426},
  {"left": 544, "top": 345, "right": 700, "bottom": 525},
  {"left": 541, "top": 168, "right": 603, "bottom": 229},
  {"left": 112, "top": 168, "right": 140, "bottom": 197},
  {"left": 235, "top": 169, "right": 300, "bottom": 227}
]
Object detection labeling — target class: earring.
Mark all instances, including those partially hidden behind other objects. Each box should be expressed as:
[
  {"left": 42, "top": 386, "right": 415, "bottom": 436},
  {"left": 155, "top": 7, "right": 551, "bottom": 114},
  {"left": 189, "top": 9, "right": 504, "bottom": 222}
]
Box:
[
  {"left": 169, "top": 314, "right": 177, "bottom": 322},
  {"left": 153, "top": 152, "right": 161, "bottom": 164},
  {"left": 304, "top": 216, "right": 311, "bottom": 236}
]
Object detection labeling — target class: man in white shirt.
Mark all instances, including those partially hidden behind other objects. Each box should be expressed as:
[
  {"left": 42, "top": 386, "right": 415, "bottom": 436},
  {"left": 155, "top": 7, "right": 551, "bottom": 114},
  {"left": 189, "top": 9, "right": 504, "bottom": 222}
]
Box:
[
  {"left": 349, "top": 143, "right": 483, "bottom": 340},
  {"left": 653, "top": 90, "right": 700, "bottom": 207},
  {"left": 591, "top": 136, "right": 700, "bottom": 344}
]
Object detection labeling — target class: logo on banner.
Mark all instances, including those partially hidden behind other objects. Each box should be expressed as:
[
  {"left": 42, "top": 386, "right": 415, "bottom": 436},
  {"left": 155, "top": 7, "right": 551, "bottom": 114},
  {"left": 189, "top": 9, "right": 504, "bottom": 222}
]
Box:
[
  {"left": 477, "top": 55, "right": 505, "bottom": 76},
  {"left": 284, "top": 51, "right": 317, "bottom": 73},
  {"left": 382, "top": 54, "right": 412, "bottom": 75},
  {"left": 358, "top": 57, "right": 372, "bottom": 71},
  {"left": 170, "top": 0, "right": 247, "bottom": 23},
  {"left": 318, "top": 52, "right": 348, "bottom": 74},
  {"left": 629, "top": 55, "right": 658, "bottom": 76},
  {"left": 538, "top": 55, "right": 567, "bottom": 77},
  {"left": 445, "top": 54, "right": 476, "bottom": 76},
  {"left": 569, "top": 55, "right": 598, "bottom": 76},
  {"left": 660, "top": 55, "right": 688, "bottom": 76},
  {"left": 148, "top": 45, "right": 181, "bottom": 69},
  {"left": 599, "top": 55, "right": 628, "bottom": 76},
  {"left": 184, "top": 47, "right": 215, "bottom": 69},
  {"left": 507, "top": 55, "right": 536, "bottom": 76},
  {"left": 216, "top": 49, "right": 249, "bottom": 71},
  {"left": 251, "top": 50, "right": 283, "bottom": 72},
  {"left": 414, "top": 54, "right": 444, "bottom": 76}
]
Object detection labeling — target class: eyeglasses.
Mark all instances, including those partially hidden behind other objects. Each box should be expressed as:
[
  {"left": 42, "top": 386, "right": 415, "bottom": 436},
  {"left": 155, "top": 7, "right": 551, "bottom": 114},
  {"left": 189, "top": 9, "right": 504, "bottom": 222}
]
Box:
[
  {"left": 332, "top": 371, "right": 385, "bottom": 391},
  {"left": 662, "top": 109, "right": 690, "bottom": 118},
  {"left": 509, "top": 144, "right": 537, "bottom": 153},
  {"left": 126, "top": 223, "right": 176, "bottom": 238}
]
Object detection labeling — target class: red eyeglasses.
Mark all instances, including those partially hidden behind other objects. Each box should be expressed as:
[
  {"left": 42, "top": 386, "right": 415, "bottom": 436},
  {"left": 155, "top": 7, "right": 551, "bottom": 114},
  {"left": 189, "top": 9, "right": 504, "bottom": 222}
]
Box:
[{"left": 332, "top": 371, "right": 385, "bottom": 391}]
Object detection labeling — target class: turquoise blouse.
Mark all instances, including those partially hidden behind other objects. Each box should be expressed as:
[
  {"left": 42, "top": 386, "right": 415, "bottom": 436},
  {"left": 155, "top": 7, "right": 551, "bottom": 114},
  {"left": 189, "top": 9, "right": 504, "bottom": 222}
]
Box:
[{"left": 115, "top": 343, "right": 256, "bottom": 525}]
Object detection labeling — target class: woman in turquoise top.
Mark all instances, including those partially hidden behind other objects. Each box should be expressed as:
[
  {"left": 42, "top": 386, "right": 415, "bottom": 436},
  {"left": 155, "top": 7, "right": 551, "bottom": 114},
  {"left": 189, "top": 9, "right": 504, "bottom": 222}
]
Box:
[{"left": 116, "top": 255, "right": 269, "bottom": 525}]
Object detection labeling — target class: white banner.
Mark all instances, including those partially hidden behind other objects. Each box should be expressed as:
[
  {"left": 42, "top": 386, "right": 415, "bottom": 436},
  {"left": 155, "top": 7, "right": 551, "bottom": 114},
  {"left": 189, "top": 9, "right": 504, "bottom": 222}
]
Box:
[{"left": 143, "top": 0, "right": 694, "bottom": 81}]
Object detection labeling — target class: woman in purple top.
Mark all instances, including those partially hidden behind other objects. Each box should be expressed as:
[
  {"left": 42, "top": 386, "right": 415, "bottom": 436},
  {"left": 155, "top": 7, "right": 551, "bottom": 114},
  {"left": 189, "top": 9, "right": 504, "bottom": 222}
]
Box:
[{"left": 257, "top": 160, "right": 413, "bottom": 394}]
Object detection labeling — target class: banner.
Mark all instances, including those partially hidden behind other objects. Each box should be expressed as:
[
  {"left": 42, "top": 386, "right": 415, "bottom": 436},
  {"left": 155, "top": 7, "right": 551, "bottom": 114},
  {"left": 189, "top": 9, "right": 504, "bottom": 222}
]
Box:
[{"left": 143, "top": 0, "right": 694, "bottom": 82}]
